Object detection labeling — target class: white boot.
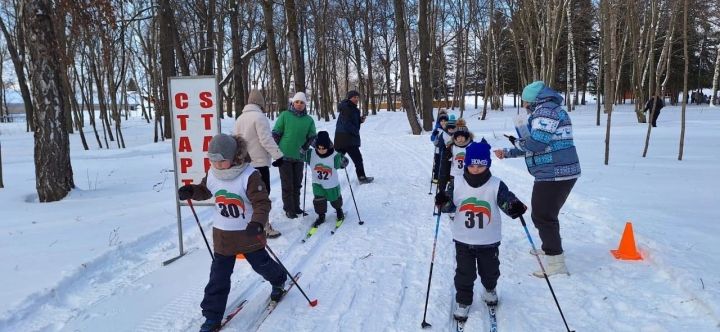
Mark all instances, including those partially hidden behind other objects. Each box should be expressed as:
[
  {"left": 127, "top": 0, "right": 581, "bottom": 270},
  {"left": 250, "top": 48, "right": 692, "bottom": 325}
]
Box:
[
  {"left": 529, "top": 248, "right": 545, "bottom": 256},
  {"left": 533, "top": 253, "right": 569, "bottom": 278},
  {"left": 453, "top": 303, "right": 470, "bottom": 321},
  {"left": 482, "top": 288, "right": 498, "bottom": 306},
  {"left": 265, "top": 223, "right": 282, "bottom": 239}
]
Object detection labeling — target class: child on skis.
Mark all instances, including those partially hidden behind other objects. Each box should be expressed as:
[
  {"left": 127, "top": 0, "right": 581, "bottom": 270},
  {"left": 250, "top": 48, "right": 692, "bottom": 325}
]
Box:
[
  {"left": 177, "top": 133, "right": 288, "bottom": 332},
  {"left": 430, "top": 111, "right": 449, "bottom": 184},
  {"left": 434, "top": 114, "right": 457, "bottom": 197},
  {"left": 304, "top": 131, "right": 349, "bottom": 229},
  {"left": 434, "top": 139, "right": 527, "bottom": 322},
  {"left": 442, "top": 118, "right": 474, "bottom": 213}
]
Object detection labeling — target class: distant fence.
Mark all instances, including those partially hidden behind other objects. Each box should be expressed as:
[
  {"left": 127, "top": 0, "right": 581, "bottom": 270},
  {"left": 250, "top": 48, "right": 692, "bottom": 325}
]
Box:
[{"left": 377, "top": 99, "right": 459, "bottom": 110}]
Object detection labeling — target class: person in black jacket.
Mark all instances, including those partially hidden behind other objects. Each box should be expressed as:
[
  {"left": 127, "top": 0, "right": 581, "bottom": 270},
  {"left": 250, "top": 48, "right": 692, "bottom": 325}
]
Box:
[
  {"left": 335, "top": 90, "right": 374, "bottom": 184},
  {"left": 643, "top": 95, "right": 665, "bottom": 127}
]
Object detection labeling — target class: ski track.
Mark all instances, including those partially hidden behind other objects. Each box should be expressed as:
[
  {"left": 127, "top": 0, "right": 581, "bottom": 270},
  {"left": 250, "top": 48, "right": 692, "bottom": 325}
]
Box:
[{"left": 0, "top": 206, "right": 214, "bottom": 332}]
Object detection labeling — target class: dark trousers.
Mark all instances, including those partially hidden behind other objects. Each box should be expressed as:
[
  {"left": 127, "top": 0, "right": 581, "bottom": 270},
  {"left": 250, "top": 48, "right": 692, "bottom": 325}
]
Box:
[
  {"left": 651, "top": 109, "right": 661, "bottom": 127},
  {"left": 279, "top": 160, "right": 304, "bottom": 213},
  {"left": 530, "top": 179, "right": 577, "bottom": 256},
  {"left": 432, "top": 152, "right": 440, "bottom": 181},
  {"left": 454, "top": 241, "right": 500, "bottom": 306},
  {"left": 336, "top": 146, "right": 366, "bottom": 179},
  {"left": 201, "top": 249, "right": 286, "bottom": 321},
  {"left": 255, "top": 166, "right": 271, "bottom": 194},
  {"left": 313, "top": 196, "right": 343, "bottom": 215}
]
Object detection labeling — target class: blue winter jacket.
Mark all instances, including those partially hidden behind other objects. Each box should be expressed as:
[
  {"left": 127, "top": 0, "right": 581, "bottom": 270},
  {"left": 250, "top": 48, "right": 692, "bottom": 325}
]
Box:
[{"left": 504, "top": 87, "right": 581, "bottom": 181}]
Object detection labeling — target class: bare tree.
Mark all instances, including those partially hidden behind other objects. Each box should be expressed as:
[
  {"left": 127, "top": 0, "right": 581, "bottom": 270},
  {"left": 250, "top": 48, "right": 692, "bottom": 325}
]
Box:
[
  {"left": 23, "top": 0, "right": 75, "bottom": 201},
  {"left": 393, "top": 0, "right": 421, "bottom": 134},
  {"left": 678, "top": 0, "right": 688, "bottom": 160},
  {"left": 418, "top": 0, "right": 434, "bottom": 130},
  {"left": 0, "top": 2, "right": 34, "bottom": 131},
  {"left": 262, "top": 0, "right": 286, "bottom": 110}
]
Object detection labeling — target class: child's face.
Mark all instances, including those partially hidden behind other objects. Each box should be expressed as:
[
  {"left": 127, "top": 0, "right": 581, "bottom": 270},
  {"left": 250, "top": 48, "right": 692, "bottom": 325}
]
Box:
[
  {"left": 440, "top": 119, "right": 448, "bottom": 128},
  {"left": 467, "top": 164, "right": 487, "bottom": 175},
  {"left": 211, "top": 159, "right": 232, "bottom": 170},
  {"left": 454, "top": 135, "right": 467, "bottom": 145},
  {"left": 447, "top": 126, "right": 456, "bottom": 133},
  {"left": 316, "top": 146, "right": 328, "bottom": 153}
]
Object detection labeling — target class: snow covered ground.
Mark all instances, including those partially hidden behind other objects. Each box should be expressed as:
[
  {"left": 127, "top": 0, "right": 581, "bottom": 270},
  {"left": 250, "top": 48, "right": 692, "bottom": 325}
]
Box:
[{"left": 1, "top": 100, "right": 719, "bottom": 332}]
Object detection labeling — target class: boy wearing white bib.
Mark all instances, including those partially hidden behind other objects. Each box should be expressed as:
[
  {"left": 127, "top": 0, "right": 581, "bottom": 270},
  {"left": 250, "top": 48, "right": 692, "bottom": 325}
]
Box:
[
  {"left": 435, "top": 139, "right": 527, "bottom": 322},
  {"left": 177, "top": 134, "right": 287, "bottom": 332},
  {"left": 304, "top": 131, "right": 349, "bottom": 226},
  {"left": 442, "top": 118, "right": 474, "bottom": 213}
]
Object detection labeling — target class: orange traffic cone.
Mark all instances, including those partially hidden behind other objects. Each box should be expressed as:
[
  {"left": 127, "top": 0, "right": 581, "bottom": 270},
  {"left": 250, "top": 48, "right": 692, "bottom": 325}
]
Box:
[
  {"left": 610, "top": 221, "right": 643, "bottom": 260},
  {"left": 236, "top": 253, "right": 245, "bottom": 260}
]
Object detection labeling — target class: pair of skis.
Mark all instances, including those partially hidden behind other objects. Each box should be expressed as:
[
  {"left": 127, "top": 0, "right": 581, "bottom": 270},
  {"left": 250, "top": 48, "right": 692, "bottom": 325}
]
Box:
[
  {"left": 301, "top": 214, "right": 345, "bottom": 243},
  {"left": 218, "top": 272, "right": 302, "bottom": 330},
  {"left": 455, "top": 304, "right": 498, "bottom": 332}
]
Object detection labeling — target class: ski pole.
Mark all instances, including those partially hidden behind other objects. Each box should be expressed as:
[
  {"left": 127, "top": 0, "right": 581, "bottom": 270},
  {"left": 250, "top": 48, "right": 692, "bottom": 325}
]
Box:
[
  {"left": 421, "top": 207, "right": 442, "bottom": 328},
  {"left": 519, "top": 215, "right": 574, "bottom": 332},
  {"left": 260, "top": 236, "right": 318, "bottom": 307},
  {"left": 343, "top": 168, "right": 364, "bottom": 225},
  {"left": 302, "top": 159, "right": 308, "bottom": 217},
  {"left": 433, "top": 142, "right": 446, "bottom": 216},
  {"left": 187, "top": 199, "right": 214, "bottom": 261},
  {"left": 428, "top": 152, "right": 437, "bottom": 195}
]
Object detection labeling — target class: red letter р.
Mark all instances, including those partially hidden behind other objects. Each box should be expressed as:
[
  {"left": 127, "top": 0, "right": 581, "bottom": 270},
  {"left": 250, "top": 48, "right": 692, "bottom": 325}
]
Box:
[{"left": 180, "top": 158, "right": 192, "bottom": 173}]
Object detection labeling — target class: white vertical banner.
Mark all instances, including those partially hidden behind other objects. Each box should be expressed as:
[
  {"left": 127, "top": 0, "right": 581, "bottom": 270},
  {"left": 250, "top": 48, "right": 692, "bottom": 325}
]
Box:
[{"left": 169, "top": 76, "right": 220, "bottom": 204}]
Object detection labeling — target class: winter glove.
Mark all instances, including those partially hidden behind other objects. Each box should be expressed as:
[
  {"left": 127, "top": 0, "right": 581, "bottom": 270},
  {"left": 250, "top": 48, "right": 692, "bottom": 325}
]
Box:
[
  {"left": 271, "top": 158, "right": 284, "bottom": 168},
  {"left": 504, "top": 134, "right": 517, "bottom": 146},
  {"left": 340, "top": 157, "right": 350, "bottom": 169},
  {"left": 178, "top": 185, "right": 194, "bottom": 200},
  {"left": 360, "top": 115, "right": 367, "bottom": 123},
  {"left": 434, "top": 192, "right": 450, "bottom": 208},
  {"left": 507, "top": 200, "right": 527, "bottom": 219},
  {"left": 245, "top": 222, "right": 264, "bottom": 236}
]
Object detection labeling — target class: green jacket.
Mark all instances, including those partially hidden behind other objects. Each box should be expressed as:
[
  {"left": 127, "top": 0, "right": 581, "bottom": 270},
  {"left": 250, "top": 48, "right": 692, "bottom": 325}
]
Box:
[{"left": 272, "top": 109, "right": 317, "bottom": 160}]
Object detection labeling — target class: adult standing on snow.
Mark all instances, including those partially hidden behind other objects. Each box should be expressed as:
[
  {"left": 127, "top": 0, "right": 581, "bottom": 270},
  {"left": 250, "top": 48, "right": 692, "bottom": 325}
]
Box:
[
  {"left": 335, "top": 90, "right": 374, "bottom": 184},
  {"left": 272, "top": 92, "right": 317, "bottom": 219},
  {"left": 233, "top": 89, "right": 283, "bottom": 238},
  {"left": 642, "top": 94, "right": 665, "bottom": 127},
  {"left": 493, "top": 81, "right": 581, "bottom": 277}
]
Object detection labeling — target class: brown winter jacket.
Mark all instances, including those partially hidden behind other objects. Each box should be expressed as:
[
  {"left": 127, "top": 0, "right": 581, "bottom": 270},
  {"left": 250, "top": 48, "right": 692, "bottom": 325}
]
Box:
[{"left": 189, "top": 170, "right": 271, "bottom": 256}]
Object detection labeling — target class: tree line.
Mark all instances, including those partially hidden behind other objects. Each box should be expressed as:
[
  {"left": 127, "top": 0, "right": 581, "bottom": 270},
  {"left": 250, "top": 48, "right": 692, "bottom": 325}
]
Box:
[{"left": 0, "top": 0, "right": 718, "bottom": 201}]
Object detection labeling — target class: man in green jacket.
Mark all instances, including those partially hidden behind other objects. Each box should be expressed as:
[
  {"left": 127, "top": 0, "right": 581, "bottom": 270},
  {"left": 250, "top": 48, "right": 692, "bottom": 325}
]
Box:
[{"left": 272, "top": 92, "right": 317, "bottom": 218}]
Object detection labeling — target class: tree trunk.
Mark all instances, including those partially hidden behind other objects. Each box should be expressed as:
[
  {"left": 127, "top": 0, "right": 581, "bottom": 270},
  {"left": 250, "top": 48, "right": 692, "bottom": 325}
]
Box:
[
  {"left": 0, "top": 16, "right": 34, "bottom": 131},
  {"left": 262, "top": 0, "right": 286, "bottom": 110},
  {"left": 418, "top": 0, "right": 434, "bottom": 130},
  {"left": 24, "top": 0, "right": 75, "bottom": 202},
  {"left": 393, "top": 0, "right": 421, "bottom": 134},
  {"left": 678, "top": 0, "right": 687, "bottom": 160},
  {"left": 158, "top": 0, "right": 176, "bottom": 139},
  {"left": 285, "top": 0, "right": 305, "bottom": 92},
  {"left": 711, "top": 41, "right": 720, "bottom": 105}
]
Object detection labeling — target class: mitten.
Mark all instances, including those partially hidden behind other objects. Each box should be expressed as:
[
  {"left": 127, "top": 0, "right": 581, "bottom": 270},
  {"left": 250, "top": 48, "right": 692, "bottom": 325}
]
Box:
[
  {"left": 178, "top": 185, "right": 194, "bottom": 200},
  {"left": 271, "top": 158, "right": 284, "bottom": 167},
  {"left": 340, "top": 157, "right": 350, "bottom": 169},
  {"left": 507, "top": 200, "right": 527, "bottom": 219},
  {"left": 434, "top": 192, "right": 450, "bottom": 208},
  {"left": 245, "top": 222, "right": 264, "bottom": 236}
]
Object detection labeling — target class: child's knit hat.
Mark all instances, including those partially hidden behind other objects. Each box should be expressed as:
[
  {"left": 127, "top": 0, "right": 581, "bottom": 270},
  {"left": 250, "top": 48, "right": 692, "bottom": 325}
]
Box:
[
  {"left": 315, "top": 131, "right": 333, "bottom": 149},
  {"left": 465, "top": 138, "right": 491, "bottom": 168},
  {"left": 452, "top": 118, "right": 472, "bottom": 140},
  {"left": 208, "top": 133, "right": 238, "bottom": 161},
  {"left": 447, "top": 114, "right": 457, "bottom": 128}
]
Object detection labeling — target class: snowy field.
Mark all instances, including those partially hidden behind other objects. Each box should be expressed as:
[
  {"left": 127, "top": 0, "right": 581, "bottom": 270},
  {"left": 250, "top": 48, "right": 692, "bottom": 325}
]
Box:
[{"left": 1, "top": 100, "right": 719, "bottom": 332}]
